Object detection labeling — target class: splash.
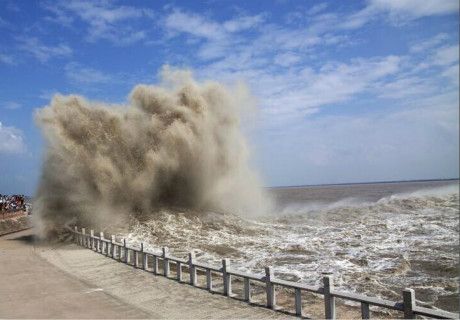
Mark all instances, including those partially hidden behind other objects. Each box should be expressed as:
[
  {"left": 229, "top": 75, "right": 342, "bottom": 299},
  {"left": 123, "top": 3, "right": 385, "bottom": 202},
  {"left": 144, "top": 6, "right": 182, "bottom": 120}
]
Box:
[{"left": 33, "top": 67, "right": 270, "bottom": 237}]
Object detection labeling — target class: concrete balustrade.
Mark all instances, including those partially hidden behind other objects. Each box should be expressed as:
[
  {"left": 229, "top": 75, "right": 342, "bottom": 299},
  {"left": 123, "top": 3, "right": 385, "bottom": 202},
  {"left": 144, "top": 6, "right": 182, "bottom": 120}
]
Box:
[
  {"left": 222, "top": 258, "right": 231, "bottom": 296},
  {"left": 162, "top": 247, "right": 170, "bottom": 277},
  {"left": 100, "top": 232, "right": 104, "bottom": 253},
  {"left": 111, "top": 235, "right": 116, "bottom": 258},
  {"left": 82, "top": 228, "right": 86, "bottom": 247},
  {"left": 189, "top": 252, "right": 197, "bottom": 286},
  {"left": 265, "top": 267, "right": 275, "bottom": 309},
  {"left": 90, "top": 230, "right": 94, "bottom": 250},
  {"left": 70, "top": 226, "right": 458, "bottom": 320},
  {"left": 323, "top": 276, "right": 335, "bottom": 319},
  {"left": 206, "top": 268, "right": 212, "bottom": 291},
  {"left": 123, "top": 239, "right": 128, "bottom": 263}
]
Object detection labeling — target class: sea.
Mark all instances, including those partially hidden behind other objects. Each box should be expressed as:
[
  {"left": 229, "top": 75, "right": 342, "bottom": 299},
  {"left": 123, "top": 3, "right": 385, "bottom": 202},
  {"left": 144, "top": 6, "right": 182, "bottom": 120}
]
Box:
[{"left": 127, "top": 179, "right": 459, "bottom": 312}]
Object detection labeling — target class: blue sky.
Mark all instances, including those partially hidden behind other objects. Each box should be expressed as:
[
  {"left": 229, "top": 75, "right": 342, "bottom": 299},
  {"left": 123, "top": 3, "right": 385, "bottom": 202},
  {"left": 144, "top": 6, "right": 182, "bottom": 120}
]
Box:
[{"left": 0, "top": 0, "right": 458, "bottom": 195}]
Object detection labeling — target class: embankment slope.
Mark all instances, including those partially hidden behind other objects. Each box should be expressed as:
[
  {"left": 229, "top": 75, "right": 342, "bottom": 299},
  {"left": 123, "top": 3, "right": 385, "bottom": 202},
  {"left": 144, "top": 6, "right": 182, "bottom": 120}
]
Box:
[{"left": 0, "top": 229, "right": 291, "bottom": 319}]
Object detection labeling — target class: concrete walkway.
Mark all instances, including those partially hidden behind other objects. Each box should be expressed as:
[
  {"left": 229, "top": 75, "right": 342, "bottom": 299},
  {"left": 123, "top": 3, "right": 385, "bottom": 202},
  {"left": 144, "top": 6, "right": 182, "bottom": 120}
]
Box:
[{"left": 0, "top": 229, "right": 292, "bottom": 319}]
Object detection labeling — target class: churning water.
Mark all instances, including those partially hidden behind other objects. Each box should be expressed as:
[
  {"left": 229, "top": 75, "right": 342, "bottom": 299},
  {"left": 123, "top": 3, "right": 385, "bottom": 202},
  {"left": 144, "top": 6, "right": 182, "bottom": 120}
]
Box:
[
  {"left": 33, "top": 68, "right": 458, "bottom": 312},
  {"left": 127, "top": 180, "right": 459, "bottom": 312}
]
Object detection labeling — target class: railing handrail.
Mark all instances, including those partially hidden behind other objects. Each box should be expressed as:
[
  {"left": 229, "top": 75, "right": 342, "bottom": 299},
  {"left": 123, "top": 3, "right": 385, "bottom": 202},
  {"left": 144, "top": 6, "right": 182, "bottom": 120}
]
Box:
[
  {"left": 330, "top": 289, "right": 403, "bottom": 310},
  {"left": 70, "top": 226, "right": 459, "bottom": 319}
]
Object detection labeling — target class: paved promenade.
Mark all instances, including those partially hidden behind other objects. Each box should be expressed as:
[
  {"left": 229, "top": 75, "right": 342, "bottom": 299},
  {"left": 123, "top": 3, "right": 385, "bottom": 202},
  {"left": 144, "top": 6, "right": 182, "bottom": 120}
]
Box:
[{"left": 0, "top": 229, "right": 291, "bottom": 319}]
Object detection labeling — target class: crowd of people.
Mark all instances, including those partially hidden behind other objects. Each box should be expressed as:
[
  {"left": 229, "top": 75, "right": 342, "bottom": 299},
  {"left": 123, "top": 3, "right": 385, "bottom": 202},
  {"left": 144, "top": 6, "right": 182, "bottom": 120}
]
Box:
[{"left": 0, "top": 194, "right": 27, "bottom": 218}]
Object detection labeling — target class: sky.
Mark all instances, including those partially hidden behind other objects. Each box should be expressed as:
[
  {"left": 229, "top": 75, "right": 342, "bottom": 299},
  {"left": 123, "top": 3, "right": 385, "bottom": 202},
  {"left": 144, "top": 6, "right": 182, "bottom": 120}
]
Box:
[{"left": 0, "top": 0, "right": 459, "bottom": 195}]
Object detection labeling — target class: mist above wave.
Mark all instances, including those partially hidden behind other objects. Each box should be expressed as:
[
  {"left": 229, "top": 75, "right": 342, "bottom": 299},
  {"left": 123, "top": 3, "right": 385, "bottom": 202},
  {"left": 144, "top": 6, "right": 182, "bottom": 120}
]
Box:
[{"left": 33, "top": 66, "right": 271, "bottom": 237}]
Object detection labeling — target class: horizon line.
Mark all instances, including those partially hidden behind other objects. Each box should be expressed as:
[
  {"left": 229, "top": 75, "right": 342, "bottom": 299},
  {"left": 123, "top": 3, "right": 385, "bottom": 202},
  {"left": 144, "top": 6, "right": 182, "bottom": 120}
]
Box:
[
  {"left": 266, "top": 177, "right": 460, "bottom": 189},
  {"left": 8, "top": 177, "right": 460, "bottom": 197}
]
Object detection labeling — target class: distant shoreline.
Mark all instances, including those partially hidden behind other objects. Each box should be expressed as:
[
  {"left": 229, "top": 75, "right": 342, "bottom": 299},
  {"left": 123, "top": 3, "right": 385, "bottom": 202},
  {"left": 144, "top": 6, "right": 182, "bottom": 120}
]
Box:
[{"left": 267, "top": 177, "right": 460, "bottom": 189}]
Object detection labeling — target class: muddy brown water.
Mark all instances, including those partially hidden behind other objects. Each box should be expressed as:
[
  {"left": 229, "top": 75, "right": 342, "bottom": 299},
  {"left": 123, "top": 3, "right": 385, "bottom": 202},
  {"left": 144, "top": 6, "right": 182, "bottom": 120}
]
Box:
[{"left": 120, "top": 180, "right": 459, "bottom": 312}]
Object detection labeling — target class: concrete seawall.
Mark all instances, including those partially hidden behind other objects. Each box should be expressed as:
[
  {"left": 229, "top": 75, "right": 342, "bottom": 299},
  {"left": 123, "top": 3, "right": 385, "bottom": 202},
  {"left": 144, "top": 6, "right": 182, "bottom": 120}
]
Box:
[
  {"left": 0, "top": 229, "right": 293, "bottom": 319},
  {"left": 0, "top": 214, "right": 31, "bottom": 236}
]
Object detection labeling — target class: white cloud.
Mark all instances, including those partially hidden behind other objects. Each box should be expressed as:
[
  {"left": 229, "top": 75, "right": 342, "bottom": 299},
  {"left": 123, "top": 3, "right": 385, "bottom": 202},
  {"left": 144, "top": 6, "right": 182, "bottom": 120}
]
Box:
[
  {"left": 18, "top": 37, "right": 72, "bottom": 63},
  {"left": 165, "top": 10, "right": 264, "bottom": 40},
  {"left": 222, "top": 14, "right": 265, "bottom": 32},
  {"left": 198, "top": 55, "right": 401, "bottom": 121},
  {"left": 370, "top": 0, "right": 459, "bottom": 18},
  {"left": 162, "top": 6, "right": 456, "bottom": 134},
  {"left": 307, "top": 3, "right": 329, "bottom": 15},
  {"left": 406, "top": 37, "right": 459, "bottom": 87},
  {"left": 161, "top": 8, "right": 351, "bottom": 69},
  {"left": 274, "top": 52, "right": 301, "bottom": 67},
  {"left": 42, "top": 0, "right": 153, "bottom": 45},
  {"left": 65, "top": 62, "right": 111, "bottom": 84},
  {"left": 339, "top": 6, "right": 376, "bottom": 29},
  {"left": 165, "top": 10, "right": 225, "bottom": 40},
  {"left": 432, "top": 44, "right": 459, "bottom": 66},
  {"left": 38, "top": 89, "right": 59, "bottom": 101},
  {"left": 340, "top": 0, "right": 459, "bottom": 29},
  {"left": 257, "top": 92, "right": 459, "bottom": 185},
  {"left": 0, "top": 53, "right": 16, "bottom": 65},
  {"left": 3, "top": 101, "right": 22, "bottom": 110},
  {"left": 42, "top": 2, "right": 74, "bottom": 27},
  {"left": 410, "top": 33, "right": 449, "bottom": 53},
  {"left": 0, "top": 122, "right": 26, "bottom": 155},
  {"left": 376, "top": 76, "right": 434, "bottom": 99},
  {"left": 441, "top": 64, "right": 459, "bottom": 86}
]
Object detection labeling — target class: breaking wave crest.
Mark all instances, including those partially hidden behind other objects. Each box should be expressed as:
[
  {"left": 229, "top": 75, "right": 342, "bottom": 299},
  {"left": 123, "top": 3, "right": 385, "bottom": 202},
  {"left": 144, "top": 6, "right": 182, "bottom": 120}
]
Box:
[{"left": 278, "top": 184, "right": 459, "bottom": 216}]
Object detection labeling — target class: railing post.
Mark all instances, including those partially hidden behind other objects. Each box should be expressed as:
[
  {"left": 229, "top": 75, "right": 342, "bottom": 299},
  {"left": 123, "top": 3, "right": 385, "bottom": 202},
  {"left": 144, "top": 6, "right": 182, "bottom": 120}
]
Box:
[
  {"left": 244, "top": 278, "right": 251, "bottom": 302},
  {"left": 153, "top": 255, "right": 159, "bottom": 274},
  {"left": 78, "top": 226, "right": 82, "bottom": 245},
  {"left": 206, "top": 269, "right": 212, "bottom": 291},
  {"left": 73, "top": 226, "right": 77, "bottom": 244},
  {"left": 106, "top": 236, "right": 110, "bottom": 256},
  {"left": 222, "top": 259, "right": 231, "bottom": 296},
  {"left": 177, "top": 261, "right": 182, "bottom": 281},
  {"left": 81, "top": 228, "right": 86, "bottom": 247},
  {"left": 323, "top": 275, "right": 336, "bottom": 319},
  {"left": 141, "top": 243, "right": 148, "bottom": 270},
  {"left": 265, "top": 267, "right": 275, "bottom": 309},
  {"left": 111, "top": 235, "right": 116, "bottom": 258},
  {"left": 123, "top": 239, "right": 128, "bottom": 263},
  {"left": 295, "top": 288, "right": 302, "bottom": 316},
  {"left": 135, "top": 244, "right": 140, "bottom": 268},
  {"left": 100, "top": 232, "right": 104, "bottom": 253},
  {"left": 189, "top": 252, "right": 197, "bottom": 286},
  {"left": 117, "top": 242, "right": 122, "bottom": 261},
  {"left": 403, "top": 288, "right": 415, "bottom": 319},
  {"left": 162, "top": 247, "right": 170, "bottom": 277},
  {"left": 106, "top": 238, "right": 110, "bottom": 256},
  {"left": 90, "top": 230, "right": 94, "bottom": 250},
  {"left": 361, "top": 302, "right": 370, "bottom": 319},
  {"left": 96, "top": 233, "right": 100, "bottom": 251}
]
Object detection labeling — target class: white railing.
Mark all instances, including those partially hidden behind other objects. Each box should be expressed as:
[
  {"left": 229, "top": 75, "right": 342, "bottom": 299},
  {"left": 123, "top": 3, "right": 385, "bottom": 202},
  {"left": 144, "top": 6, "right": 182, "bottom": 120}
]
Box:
[{"left": 70, "top": 226, "right": 459, "bottom": 319}]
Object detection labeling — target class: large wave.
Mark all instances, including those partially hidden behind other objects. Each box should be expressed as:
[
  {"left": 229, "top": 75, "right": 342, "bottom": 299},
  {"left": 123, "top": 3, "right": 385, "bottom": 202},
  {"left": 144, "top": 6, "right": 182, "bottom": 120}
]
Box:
[{"left": 33, "top": 67, "right": 271, "bottom": 237}]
